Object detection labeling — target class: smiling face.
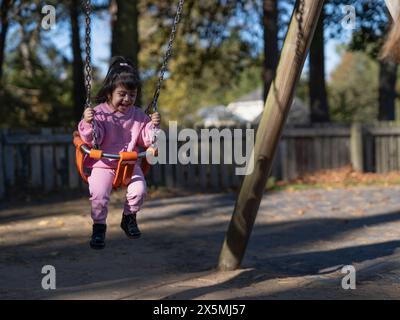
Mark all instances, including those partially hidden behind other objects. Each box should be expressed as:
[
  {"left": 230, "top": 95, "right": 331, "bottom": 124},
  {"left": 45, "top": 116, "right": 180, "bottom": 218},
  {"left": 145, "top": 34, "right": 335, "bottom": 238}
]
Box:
[{"left": 108, "top": 85, "right": 138, "bottom": 113}]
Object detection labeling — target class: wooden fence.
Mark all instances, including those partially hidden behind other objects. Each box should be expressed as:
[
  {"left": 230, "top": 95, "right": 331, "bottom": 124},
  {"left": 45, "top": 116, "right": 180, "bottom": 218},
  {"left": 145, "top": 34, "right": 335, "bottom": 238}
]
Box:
[{"left": 0, "top": 123, "right": 399, "bottom": 199}]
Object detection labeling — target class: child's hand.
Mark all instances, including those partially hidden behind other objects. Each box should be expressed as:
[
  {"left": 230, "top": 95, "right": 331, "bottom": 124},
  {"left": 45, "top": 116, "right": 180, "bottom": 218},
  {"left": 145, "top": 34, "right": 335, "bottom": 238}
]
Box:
[
  {"left": 83, "top": 108, "right": 94, "bottom": 123},
  {"left": 151, "top": 112, "right": 161, "bottom": 126}
]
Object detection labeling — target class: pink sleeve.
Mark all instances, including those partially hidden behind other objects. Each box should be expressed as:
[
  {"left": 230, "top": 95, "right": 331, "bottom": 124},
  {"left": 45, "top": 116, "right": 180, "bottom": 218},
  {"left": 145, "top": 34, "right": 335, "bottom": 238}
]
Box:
[
  {"left": 78, "top": 118, "right": 105, "bottom": 147},
  {"left": 137, "top": 117, "right": 158, "bottom": 148}
]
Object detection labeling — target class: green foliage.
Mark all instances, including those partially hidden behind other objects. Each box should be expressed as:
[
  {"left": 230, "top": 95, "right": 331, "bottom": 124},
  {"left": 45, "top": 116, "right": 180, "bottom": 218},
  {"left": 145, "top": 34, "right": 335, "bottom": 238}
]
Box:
[
  {"left": 1, "top": 52, "right": 74, "bottom": 127},
  {"left": 0, "top": 0, "right": 112, "bottom": 128},
  {"left": 139, "top": 0, "right": 262, "bottom": 125},
  {"left": 344, "top": 0, "right": 388, "bottom": 59},
  {"left": 2, "top": 0, "right": 392, "bottom": 128},
  {"left": 0, "top": 0, "right": 264, "bottom": 128},
  {"left": 328, "top": 49, "right": 379, "bottom": 123}
]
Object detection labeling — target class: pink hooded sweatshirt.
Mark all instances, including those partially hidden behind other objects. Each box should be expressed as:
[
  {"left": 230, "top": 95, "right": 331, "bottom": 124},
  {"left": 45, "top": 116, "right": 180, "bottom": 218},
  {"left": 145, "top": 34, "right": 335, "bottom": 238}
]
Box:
[{"left": 78, "top": 102, "right": 155, "bottom": 169}]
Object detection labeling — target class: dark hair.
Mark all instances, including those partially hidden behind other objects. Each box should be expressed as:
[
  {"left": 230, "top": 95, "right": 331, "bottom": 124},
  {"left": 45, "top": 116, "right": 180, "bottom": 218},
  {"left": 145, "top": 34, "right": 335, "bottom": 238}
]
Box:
[{"left": 95, "top": 56, "right": 141, "bottom": 104}]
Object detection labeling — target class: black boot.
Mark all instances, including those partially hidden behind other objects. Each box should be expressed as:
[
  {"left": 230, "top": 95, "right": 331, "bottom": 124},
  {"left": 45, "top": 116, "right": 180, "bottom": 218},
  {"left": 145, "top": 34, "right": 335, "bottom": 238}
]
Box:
[
  {"left": 90, "top": 224, "right": 107, "bottom": 249},
  {"left": 120, "top": 213, "right": 141, "bottom": 239}
]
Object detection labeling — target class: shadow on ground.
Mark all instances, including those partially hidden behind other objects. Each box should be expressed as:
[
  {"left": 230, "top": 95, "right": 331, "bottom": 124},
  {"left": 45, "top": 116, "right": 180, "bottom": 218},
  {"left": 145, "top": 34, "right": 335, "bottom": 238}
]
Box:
[{"left": 1, "top": 191, "right": 400, "bottom": 299}]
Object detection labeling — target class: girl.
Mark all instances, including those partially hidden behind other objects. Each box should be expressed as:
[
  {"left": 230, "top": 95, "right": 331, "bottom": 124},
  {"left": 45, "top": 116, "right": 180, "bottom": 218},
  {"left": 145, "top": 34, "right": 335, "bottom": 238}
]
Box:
[{"left": 78, "top": 56, "right": 160, "bottom": 250}]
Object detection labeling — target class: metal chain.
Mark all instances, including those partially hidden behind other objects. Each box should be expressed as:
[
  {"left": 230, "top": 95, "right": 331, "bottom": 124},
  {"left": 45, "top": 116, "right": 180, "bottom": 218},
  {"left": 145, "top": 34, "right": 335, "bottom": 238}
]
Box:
[
  {"left": 82, "top": 0, "right": 184, "bottom": 150},
  {"left": 146, "top": 0, "right": 185, "bottom": 150},
  {"left": 295, "top": 0, "right": 306, "bottom": 63},
  {"left": 146, "top": 0, "right": 185, "bottom": 114},
  {"left": 83, "top": 0, "right": 99, "bottom": 149},
  {"left": 84, "top": 0, "right": 92, "bottom": 108}
]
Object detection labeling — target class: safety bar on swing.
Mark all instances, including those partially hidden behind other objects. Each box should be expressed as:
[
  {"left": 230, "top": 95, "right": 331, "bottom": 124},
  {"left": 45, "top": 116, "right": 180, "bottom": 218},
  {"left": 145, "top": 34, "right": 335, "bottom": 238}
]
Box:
[
  {"left": 74, "top": 132, "right": 156, "bottom": 161},
  {"left": 79, "top": 144, "right": 151, "bottom": 160}
]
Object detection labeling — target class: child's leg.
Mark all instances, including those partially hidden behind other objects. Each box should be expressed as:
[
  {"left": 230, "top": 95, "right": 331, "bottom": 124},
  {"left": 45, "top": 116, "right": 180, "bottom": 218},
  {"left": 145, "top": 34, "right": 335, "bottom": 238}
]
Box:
[
  {"left": 124, "top": 165, "right": 147, "bottom": 214},
  {"left": 120, "top": 165, "right": 145, "bottom": 239},
  {"left": 88, "top": 167, "right": 115, "bottom": 224}
]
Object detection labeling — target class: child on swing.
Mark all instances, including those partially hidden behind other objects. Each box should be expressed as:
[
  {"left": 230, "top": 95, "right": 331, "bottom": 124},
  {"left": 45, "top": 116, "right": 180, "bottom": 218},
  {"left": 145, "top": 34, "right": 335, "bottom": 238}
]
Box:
[{"left": 78, "top": 56, "right": 160, "bottom": 250}]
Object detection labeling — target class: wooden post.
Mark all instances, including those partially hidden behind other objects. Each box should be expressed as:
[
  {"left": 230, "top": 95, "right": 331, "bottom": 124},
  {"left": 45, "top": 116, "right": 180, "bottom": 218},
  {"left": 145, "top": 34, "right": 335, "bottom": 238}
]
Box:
[
  {"left": 385, "top": 0, "right": 400, "bottom": 20},
  {"left": 42, "top": 128, "right": 55, "bottom": 192},
  {"left": 0, "top": 130, "right": 5, "bottom": 199},
  {"left": 68, "top": 144, "right": 79, "bottom": 189},
  {"left": 3, "top": 128, "right": 15, "bottom": 187},
  {"left": 217, "top": 0, "right": 325, "bottom": 271},
  {"left": 350, "top": 123, "right": 364, "bottom": 172},
  {"left": 31, "top": 144, "right": 42, "bottom": 188}
]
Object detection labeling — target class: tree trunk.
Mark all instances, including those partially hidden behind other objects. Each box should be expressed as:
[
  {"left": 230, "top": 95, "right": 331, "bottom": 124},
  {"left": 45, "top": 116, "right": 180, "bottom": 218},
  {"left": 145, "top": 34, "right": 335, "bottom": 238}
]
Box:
[
  {"left": 309, "top": 8, "right": 329, "bottom": 122},
  {"left": 110, "top": 0, "right": 141, "bottom": 105},
  {"left": 378, "top": 59, "right": 398, "bottom": 121},
  {"left": 263, "top": 0, "right": 279, "bottom": 102},
  {"left": 0, "top": 0, "right": 12, "bottom": 81},
  {"left": 69, "top": 0, "right": 86, "bottom": 123}
]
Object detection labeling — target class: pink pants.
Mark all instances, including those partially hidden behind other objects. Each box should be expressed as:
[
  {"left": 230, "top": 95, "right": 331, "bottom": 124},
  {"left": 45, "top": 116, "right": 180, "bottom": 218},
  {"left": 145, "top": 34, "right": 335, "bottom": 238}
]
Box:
[{"left": 88, "top": 165, "right": 147, "bottom": 224}]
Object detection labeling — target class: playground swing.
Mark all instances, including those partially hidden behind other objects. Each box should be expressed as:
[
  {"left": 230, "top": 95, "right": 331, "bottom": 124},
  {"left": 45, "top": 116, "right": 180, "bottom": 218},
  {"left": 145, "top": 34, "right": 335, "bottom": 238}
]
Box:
[{"left": 73, "top": 0, "right": 184, "bottom": 189}]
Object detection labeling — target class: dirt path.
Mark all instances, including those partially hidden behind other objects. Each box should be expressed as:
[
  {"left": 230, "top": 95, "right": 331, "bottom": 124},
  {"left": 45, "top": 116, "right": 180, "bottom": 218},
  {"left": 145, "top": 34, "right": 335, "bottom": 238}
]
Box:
[{"left": 1, "top": 186, "right": 400, "bottom": 299}]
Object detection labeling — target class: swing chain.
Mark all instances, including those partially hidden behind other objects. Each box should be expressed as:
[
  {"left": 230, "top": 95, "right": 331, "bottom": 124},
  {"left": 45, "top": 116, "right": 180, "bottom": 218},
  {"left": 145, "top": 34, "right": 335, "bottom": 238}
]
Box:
[
  {"left": 146, "top": 0, "right": 185, "bottom": 115},
  {"left": 84, "top": 0, "right": 92, "bottom": 108},
  {"left": 295, "top": 0, "right": 306, "bottom": 62},
  {"left": 83, "top": 0, "right": 99, "bottom": 149},
  {"left": 146, "top": 0, "right": 184, "bottom": 149}
]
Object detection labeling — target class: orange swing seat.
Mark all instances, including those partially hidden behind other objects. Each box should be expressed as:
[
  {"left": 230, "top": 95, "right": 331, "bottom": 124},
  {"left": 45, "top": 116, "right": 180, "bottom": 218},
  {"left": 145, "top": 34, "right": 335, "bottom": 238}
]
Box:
[{"left": 73, "top": 131, "right": 156, "bottom": 189}]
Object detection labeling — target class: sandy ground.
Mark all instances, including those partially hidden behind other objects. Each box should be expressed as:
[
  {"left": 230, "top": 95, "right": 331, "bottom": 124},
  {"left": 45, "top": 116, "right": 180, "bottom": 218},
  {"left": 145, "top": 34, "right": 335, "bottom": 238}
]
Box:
[{"left": 1, "top": 186, "right": 400, "bottom": 300}]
